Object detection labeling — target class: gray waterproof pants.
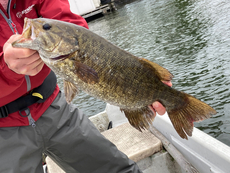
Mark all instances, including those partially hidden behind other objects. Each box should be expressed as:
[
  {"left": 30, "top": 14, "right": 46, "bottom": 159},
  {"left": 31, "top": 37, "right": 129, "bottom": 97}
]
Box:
[{"left": 0, "top": 92, "right": 142, "bottom": 173}]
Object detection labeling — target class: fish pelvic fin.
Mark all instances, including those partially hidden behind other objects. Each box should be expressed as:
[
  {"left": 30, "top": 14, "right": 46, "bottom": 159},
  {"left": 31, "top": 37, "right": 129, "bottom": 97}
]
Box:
[
  {"left": 64, "top": 80, "right": 79, "bottom": 103},
  {"left": 121, "top": 106, "right": 155, "bottom": 131},
  {"left": 75, "top": 62, "right": 99, "bottom": 84},
  {"left": 168, "top": 93, "right": 217, "bottom": 139},
  {"left": 139, "top": 58, "right": 173, "bottom": 81}
]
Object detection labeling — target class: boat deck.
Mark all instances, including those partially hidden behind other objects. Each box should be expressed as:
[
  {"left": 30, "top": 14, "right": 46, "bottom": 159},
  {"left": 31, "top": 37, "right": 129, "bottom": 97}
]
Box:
[{"left": 102, "top": 123, "right": 162, "bottom": 162}]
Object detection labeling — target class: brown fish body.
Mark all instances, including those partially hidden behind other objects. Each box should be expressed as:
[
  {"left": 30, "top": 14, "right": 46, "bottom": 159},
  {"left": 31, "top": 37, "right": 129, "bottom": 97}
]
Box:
[{"left": 13, "top": 18, "right": 216, "bottom": 139}]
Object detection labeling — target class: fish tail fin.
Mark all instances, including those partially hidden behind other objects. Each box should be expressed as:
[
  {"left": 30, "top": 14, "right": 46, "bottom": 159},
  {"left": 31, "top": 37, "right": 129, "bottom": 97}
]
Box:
[
  {"left": 121, "top": 106, "right": 154, "bottom": 131},
  {"left": 168, "top": 93, "right": 217, "bottom": 139}
]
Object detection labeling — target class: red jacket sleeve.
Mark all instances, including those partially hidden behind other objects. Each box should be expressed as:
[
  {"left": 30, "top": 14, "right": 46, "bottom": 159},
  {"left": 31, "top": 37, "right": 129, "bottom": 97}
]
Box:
[
  {"left": 0, "top": 52, "right": 25, "bottom": 98},
  {"left": 37, "top": 0, "right": 89, "bottom": 29}
]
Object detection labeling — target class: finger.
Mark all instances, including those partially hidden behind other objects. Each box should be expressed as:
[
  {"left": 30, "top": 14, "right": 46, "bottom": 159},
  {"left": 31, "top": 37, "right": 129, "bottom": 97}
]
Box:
[
  {"left": 12, "top": 47, "right": 37, "bottom": 59},
  {"left": 28, "top": 61, "right": 44, "bottom": 76},
  {"left": 151, "top": 102, "right": 166, "bottom": 115},
  {"left": 27, "top": 52, "right": 44, "bottom": 75},
  {"left": 20, "top": 58, "right": 44, "bottom": 76},
  {"left": 5, "top": 34, "right": 22, "bottom": 44},
  {"left": 162, "top": 80, "right": 172, "bottom": 87},
  {"left": 4, "top": 44, "right": 37, "bottom": 63},
  {"left": 6, "top": 51, "right": 40, "bottom": 72},
  {"left": 3, "top": 35, "right": 22, "bottom": 54},
  {"left": 4, "top": 35, "right": 36, "bottom": 59},
  {"left": 8, "top": 51, "right": 43, "bottom": 75},
  {"left": 26, "top": 52, "right": 41, "bottom": 65}
]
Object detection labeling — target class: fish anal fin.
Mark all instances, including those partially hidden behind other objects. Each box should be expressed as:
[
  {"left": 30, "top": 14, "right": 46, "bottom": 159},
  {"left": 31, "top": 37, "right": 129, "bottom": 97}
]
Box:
[
  {"left": 120, "top": 106, "right": 155, "bottom": 132},
  {"left": 75, "top": 62, "right": 99, "bottom": 84},
  {"left": 168, "top": 93, "right": 217, "bottom": 139},
  {"left": 140, "top": 58, "right": 173, "bottom": 81},
  {"left": 64, "top": 80, "right": 79, "bottom": 104}
]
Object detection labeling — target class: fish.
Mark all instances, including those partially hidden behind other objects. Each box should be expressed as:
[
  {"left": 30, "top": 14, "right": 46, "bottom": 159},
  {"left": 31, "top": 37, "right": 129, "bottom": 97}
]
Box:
[{"left": 12, "top": 18, "right": 217, "bottom": 139}]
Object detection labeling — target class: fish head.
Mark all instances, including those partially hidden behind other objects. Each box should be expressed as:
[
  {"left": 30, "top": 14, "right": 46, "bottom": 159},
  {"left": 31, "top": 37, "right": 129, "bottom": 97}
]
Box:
[{"left": 12, "top": 18, "right": 79, "bottom": 60}]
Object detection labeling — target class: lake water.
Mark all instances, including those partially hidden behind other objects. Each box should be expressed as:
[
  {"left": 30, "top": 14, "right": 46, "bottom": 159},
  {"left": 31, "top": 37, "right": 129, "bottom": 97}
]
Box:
[{"left": 59, "top": 0, "right": 230, "bottom": 146}]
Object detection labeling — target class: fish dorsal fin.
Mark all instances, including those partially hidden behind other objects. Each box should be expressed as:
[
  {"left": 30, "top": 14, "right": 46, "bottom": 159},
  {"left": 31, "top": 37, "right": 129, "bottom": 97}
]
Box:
[
  {"left": 64, "top": 80, "right": 79, "bottom": 103},
  {"left": 140, "top": 58, "right": 173, "bottom": 81},
  {"left": 75, "top": 62, "right": 99, "bottom": 84}
]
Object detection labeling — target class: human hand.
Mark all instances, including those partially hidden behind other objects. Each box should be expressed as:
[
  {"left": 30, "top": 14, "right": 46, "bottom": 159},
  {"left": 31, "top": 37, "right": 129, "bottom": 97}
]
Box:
[
  {"left": 149, "top": 81, "right": 172, "bottom": 116},
  {"left": 3, "top": 34, "right": 44, "bottom": 76}
]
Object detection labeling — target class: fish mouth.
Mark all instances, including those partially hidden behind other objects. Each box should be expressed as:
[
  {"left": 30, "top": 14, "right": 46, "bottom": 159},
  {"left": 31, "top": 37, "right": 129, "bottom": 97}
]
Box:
[
  {"left": 12, "top": 18, "right": 76, "bottom": 60},
  {"left": 21, "top": 18, "right": 37, "bottom": 41},
  {"left": 12, "top": 18, "right": 36, "bottom": 46},
  {"left": 51, "top": 54, "right": 71, "bottom": 61},
  {"left": 22, "top": 18, "right": 35, "bottom": 39}
]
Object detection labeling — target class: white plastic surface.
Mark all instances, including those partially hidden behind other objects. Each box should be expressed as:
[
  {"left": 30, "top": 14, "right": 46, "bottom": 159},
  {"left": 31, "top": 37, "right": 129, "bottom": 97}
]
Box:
[
  {"left": 92, "top": 0, "right": 101, "bottom": 8},
  {"left": 152, "top": 113, "right": 230, "bottom": 173},
  {"left": 106, "top": 104, "right": 128, "bottom": 127},
  {"left": 68, "top": 0, "right": 96, "bottom": 15}
]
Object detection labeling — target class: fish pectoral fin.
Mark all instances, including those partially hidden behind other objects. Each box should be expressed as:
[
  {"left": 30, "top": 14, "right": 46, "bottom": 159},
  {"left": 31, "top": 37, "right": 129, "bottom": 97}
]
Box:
[
  {"left": 64, "top": 80, "right": 79, "bottom": 103},
  {"left": 121, "top": 106, "right": 155, "bottom": 131},
  {"left": 75, "top": 62, "right": 99, "bottom": 84},
  {"left": 140, "top": 58, "right": 173, "bottom": 81}
]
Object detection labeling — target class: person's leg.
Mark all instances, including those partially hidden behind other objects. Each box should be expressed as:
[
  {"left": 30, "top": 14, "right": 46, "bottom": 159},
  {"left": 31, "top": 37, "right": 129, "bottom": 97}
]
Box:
[
  {"left": 40, "top": 92, "right": 142, "bottom": 173},
  {"left": 0, "top": 126, "right": 44, "bottom": 173}
]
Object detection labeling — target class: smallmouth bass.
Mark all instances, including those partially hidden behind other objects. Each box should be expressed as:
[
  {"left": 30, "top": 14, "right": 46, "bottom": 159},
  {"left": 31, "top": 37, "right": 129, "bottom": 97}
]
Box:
[{"left": 13, "top": 18, "right": 217, "bottom": 139}]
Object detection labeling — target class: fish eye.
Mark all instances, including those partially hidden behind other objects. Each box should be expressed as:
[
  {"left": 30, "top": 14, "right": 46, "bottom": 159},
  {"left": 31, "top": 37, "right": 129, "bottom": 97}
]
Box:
[{"left": 43, "top": 23, "right": 52, "bottom": 30}]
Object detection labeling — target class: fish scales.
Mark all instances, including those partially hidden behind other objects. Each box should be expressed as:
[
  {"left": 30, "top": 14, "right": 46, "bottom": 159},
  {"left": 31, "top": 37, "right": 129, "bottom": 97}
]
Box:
[
  {"left": 12, "top": 18, "right": 217, "bottom": 139},
  {"left": 77, "top": 28, "right": 156, "bottom": 107}
]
